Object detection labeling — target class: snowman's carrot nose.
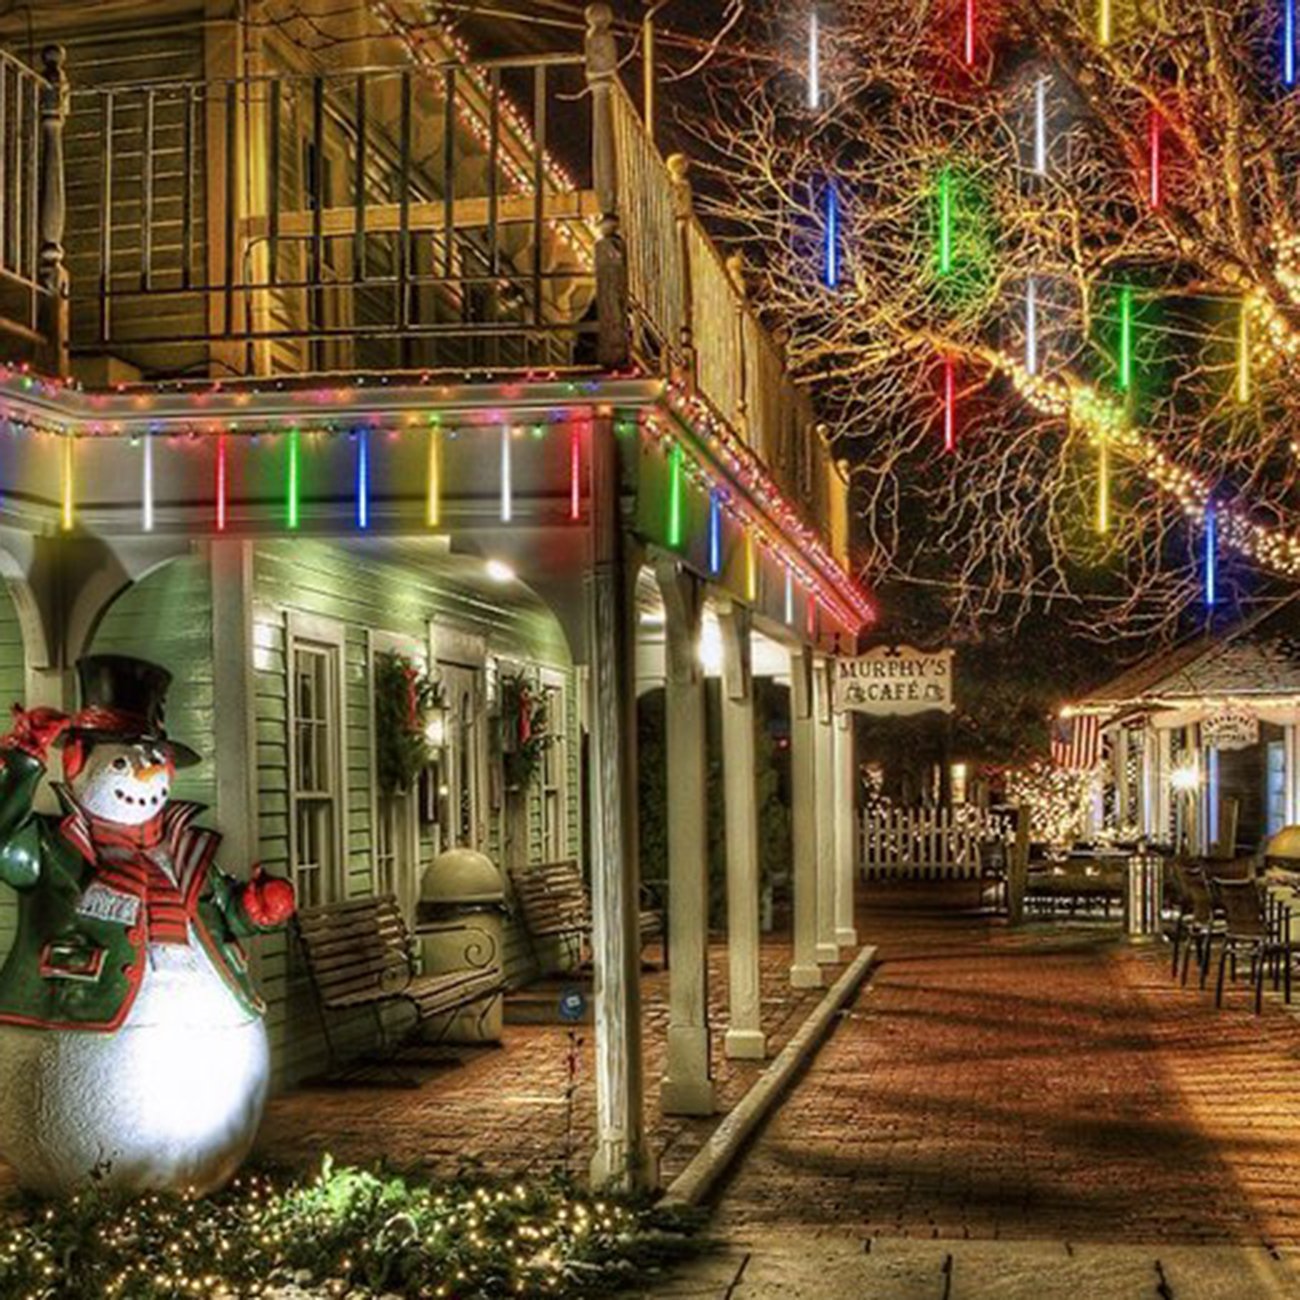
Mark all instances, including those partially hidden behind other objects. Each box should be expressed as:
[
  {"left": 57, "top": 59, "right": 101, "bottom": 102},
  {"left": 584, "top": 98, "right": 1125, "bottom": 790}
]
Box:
[{"left": 135, "top": 762, "right": 169, "bottom": 780}]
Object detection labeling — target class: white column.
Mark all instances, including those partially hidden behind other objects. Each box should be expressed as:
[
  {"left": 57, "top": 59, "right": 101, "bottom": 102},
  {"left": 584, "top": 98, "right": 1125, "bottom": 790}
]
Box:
[
  {"left": 813, "top": 657, "right": 839, "bottom": 965},
  {"left": 657, "top": 563, "right": 714, "bottom": 1116},
  {"left": 789, "top": 646, "right": 823, "bottom": 988},
  {"left": 587, "top": 419, "right": 654, "bottom": 1192},
  {"left": 718, "top": 602, "right": 765, "bottom": 1061},
  {"left": 1285, "top": 724, "right": 1300, "bottom": 826},
  {"left": 833, "top": 709, "right": 859, "bottom": 948}
]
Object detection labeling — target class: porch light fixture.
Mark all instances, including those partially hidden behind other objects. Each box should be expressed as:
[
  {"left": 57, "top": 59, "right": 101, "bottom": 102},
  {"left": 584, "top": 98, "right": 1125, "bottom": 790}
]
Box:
[
  {"left": 424, "top": 709, "right": 448, "bottom": 750},
  {"left": 1170, "top": 762, "right": 1201, "bottom": 793},
  {"left": 486, "top": 558, "right": 515, "bottom": 583}
]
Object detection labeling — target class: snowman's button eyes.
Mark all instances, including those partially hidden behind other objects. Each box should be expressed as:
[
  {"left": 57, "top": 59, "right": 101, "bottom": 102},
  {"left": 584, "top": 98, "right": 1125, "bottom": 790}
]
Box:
[{"left": 111, "top": 757, "right": 129, "bottom": 772}]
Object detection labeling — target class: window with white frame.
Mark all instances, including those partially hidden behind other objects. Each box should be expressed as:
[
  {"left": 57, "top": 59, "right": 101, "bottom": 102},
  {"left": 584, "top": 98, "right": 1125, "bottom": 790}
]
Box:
[
  {"left": 290, "top": 634, "right": 342, "bottom": 908},
  {"left": 540, "top": 675, "right": 568, "bottom": 861}
]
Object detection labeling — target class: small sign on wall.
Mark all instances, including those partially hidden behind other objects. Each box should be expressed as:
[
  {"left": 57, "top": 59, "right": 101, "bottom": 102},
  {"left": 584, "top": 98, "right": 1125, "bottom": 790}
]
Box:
[
  {"left": 836, "top": 645, "right": 955, "bottom": 715},
  {"left": 1202, "top": 705, "right": 1259, "bottom": 751}
]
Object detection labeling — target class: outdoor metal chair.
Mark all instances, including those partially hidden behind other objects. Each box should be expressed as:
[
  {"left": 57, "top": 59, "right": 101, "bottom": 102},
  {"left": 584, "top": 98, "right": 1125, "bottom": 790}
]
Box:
[
  {"left": 1210, "top": 877, "right": 1288, "bottom": 1013},
  {"left": 1179, "top": 867, "right": 1223, "bottom": 990},
  {"left": 1164, "top": 859, "right": 1196, "bottom": 978}
]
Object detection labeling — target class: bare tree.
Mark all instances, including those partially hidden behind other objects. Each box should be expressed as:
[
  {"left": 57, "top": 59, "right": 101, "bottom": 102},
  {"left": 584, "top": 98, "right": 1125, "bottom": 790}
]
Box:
[{"left": 684, "top": 0, "right": 1300, "bottom": 640}]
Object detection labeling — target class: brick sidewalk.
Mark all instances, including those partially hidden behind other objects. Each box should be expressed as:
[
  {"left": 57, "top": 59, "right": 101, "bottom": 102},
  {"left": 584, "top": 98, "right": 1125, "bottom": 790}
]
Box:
[
  {"left": 252, "top": 932, "right": 836, "bottom": 1188},
  {"left": 713, "top": 884, "right": 1300, "bottom": 1248}
]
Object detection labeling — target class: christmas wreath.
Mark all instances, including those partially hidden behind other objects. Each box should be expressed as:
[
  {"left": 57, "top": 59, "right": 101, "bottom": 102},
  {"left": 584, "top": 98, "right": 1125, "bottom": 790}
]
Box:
[
  {"left": 374, "top": 651, "right": 445, "bottom": 796},
  {"left": 498, "top": 670, "right": 552, "bottom": 792}
]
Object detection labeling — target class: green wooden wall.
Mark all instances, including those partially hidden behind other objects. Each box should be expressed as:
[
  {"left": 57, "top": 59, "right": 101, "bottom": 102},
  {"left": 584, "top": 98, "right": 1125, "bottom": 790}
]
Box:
[
  {"left": 0, "top": 584, "right": 26, "bottom": 963},
  {"left": 63, "top": 540, "right": 580, "bottom": 1091},
  {"left": 249, "top": 541, "right": 579, "bottom": 1088}
]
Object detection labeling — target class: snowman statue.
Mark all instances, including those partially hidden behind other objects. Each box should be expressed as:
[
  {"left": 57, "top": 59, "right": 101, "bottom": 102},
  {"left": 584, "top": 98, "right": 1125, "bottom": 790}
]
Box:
[{"left": 0, "top": 654, "right": 295, "bottom": 1197}]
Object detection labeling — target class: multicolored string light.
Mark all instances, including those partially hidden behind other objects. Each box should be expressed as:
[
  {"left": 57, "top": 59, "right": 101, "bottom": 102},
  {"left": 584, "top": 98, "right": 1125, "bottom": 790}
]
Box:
[
  {"left": 708, "top": 487, "right": 723, "bottom": 574},
  {"left": 426, "top": 420, "right": 442, "bottom": 527},
  {"left": 569, "top": 424, "right": 582, "bottom": 521},
  {"left": 61, "top": 436, "right": 74, "bottom": 532},
  {"left": 1098, "top": 0, "right": 1112, "bottom": 46},
  {"left": 1286, "top": 0, "right": 1296, "bottom": 88},
  {"left": 938, "top": 167, "right": 953, "bottom": 275},
  {"left": 964, "top": 0, "right": 976, "bottom": 67},
  {"left": 215, "top": 433, "right": 228, "bottom": 532},
  {"left": 1096, "top": 438, "right": 1110, "bottom": 534},
  {"left": 141, "top": 435, "right": 155, "bottom": 532},
  {"left": 1118, "top": 286, "right": 1134, "bottom": 392},
  {"left": 668, "top": 441, "right": 684, "bottom": 547},
  {"left": 355, "top": 428, "right": 370, "bottom": 529},
  {"left": 824, "top": 182, "right": 840, "bottom": 288},
  {"left": 286, "top": 427, "right": 300, "bottom": 530},
  {"left": 500, "top": 423, "right": 513, "bottom": 523}
]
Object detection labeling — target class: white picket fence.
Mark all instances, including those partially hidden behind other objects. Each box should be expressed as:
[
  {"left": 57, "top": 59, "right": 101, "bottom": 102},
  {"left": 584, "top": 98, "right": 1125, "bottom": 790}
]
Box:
[{"left": 860, "top": 806, "right": 1006, "bottom": 881}]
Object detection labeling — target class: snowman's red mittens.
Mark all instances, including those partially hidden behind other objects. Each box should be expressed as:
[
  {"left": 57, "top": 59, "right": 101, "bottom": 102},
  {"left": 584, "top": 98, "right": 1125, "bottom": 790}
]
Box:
[
  {"left": 240, "top": 865, "right": 296, "bottom": 928},
  {"left": 1, "top": 706, "right": 70, "bottom": 760}
]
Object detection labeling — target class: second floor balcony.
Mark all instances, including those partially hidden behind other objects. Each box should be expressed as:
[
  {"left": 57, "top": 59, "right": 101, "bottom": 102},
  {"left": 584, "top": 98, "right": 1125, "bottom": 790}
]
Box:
[{"left": 0, "top": 6, "right": 850, "bottom": 571}]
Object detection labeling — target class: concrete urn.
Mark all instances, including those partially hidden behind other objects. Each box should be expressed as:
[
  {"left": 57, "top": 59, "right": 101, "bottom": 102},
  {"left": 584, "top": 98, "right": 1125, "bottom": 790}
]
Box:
[{"left": 415, "top": 848, "right": 506, "bottom": 1043}]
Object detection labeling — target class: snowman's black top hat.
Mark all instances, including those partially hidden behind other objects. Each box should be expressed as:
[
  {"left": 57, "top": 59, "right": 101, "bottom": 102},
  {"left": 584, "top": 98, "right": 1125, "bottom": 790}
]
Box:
[{"left": 64, "top": 654, "right": 201, "bottom": 768}]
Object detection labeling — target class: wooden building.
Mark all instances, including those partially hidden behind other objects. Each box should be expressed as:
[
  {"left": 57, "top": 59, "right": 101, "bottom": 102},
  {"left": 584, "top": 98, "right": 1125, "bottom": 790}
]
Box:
[
  {"left": 1065, "top": 600, "right": 1300, "bottom": 857},
  {"left": 0, "top": 1, "right": 871, "bottom": 1191}
]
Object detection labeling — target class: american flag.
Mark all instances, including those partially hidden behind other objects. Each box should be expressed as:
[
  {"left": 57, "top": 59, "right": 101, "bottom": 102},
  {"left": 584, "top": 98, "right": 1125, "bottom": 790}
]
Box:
[{"left": 1051, "top": 713, "right": 1102, "bottom": 771}]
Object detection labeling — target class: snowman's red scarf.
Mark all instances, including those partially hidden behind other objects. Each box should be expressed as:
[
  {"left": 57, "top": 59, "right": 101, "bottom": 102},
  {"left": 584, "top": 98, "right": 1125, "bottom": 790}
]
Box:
[{"left": 57, "top": 795, "right": 218, "bottom": 946}]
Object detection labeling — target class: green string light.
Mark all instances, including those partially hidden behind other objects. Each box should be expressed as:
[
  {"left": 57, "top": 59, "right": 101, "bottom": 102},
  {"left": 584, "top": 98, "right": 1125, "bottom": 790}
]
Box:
[
  {"left": 668, "top": 442, "right": 684, "bottom": 547},
  {"left": 287, "top": 427, "right": 301, "bottom": 530}
]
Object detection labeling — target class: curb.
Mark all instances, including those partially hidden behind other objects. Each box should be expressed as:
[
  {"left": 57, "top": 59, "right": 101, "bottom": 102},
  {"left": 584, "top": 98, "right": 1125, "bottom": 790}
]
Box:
[{"left": 662, "top": 944, "right": 878, "bottom": 1207}]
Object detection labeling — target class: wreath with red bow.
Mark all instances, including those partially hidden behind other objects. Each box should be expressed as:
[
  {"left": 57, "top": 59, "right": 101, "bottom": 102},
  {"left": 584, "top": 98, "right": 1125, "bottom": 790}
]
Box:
[
  {"left": 374, "top": 651, "right": 445, "bottom": 796},
  {"left": 498, "top": 670, "right": 552, "bottom": 792}
]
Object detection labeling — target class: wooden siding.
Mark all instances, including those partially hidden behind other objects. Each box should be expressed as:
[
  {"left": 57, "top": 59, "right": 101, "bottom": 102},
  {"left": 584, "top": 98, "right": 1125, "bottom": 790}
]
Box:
[
  {"left": 250, "top": 540, "right": 578, "bottom": 1088},
  {"left": 0, "top": 583, "right": 25, "bottom": 963},
  {"left": 88, "top": 552, "right": 217, "bottom": 808},
  {"left": 57, "top": 17, "right": 210, "bottom": 372}
]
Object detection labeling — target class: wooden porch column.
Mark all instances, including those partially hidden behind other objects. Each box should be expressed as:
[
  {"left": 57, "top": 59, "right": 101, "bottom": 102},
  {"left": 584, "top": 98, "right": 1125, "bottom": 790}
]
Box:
[
  {"left": 789, "top": 647, "right": 823, "bottom": 988},
  {"left": 656, "top": 562, "right": 714, "bottom": 1115},
  {"left": 813, "top": 657, "right": 839, "bottom": 965},
  {"left": 833, "top": 709, "right": 859, "bottom": 948},
  {"left": 587, "top": 414, "right": 654, "bottom": 1190},
  {"left": 717, "top": 601, "right": 765, "bottom": 1060}
]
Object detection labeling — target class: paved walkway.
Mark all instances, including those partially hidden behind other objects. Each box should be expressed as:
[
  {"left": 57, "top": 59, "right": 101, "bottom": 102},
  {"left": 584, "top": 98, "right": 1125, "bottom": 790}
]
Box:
[
  {"left": 653, "top": 884, "right": 1300, "bottom": 1298},
  {"left": 254, "top": 932, "right": 839, "bottom": 1188}
]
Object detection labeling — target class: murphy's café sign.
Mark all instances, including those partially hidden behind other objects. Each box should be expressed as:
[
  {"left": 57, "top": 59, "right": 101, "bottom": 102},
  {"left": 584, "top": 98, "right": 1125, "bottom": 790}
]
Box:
[{"left": 836, "top": 645, "right": 955, "bottom": 716}]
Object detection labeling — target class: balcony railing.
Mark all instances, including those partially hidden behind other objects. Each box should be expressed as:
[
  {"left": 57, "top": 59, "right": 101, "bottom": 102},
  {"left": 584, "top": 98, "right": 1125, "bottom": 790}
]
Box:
[
  {"left": 16, "top": 11, "right": 845, "bottom": 554},
  {"left": 65, "top": 55, "right": 597, "bottom": 376},
  {"left": 0, "top": 46, "right": 62, "bottom": 370}
]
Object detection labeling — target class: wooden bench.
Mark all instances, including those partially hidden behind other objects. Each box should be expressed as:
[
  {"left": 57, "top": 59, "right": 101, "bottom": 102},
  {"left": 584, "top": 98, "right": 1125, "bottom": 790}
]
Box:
[
  {"left": 295, "top": 894, "right": 504, "bottom": 1080},
  {"left": 508, "top": 860, "right": 666, "bottom": 971}
]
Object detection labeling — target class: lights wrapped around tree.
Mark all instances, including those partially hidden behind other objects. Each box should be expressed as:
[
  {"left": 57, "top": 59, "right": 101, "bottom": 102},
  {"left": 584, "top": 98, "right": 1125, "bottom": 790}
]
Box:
[{"left": 1006, "top": 759, "right": 1099, "bottom": 845}]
